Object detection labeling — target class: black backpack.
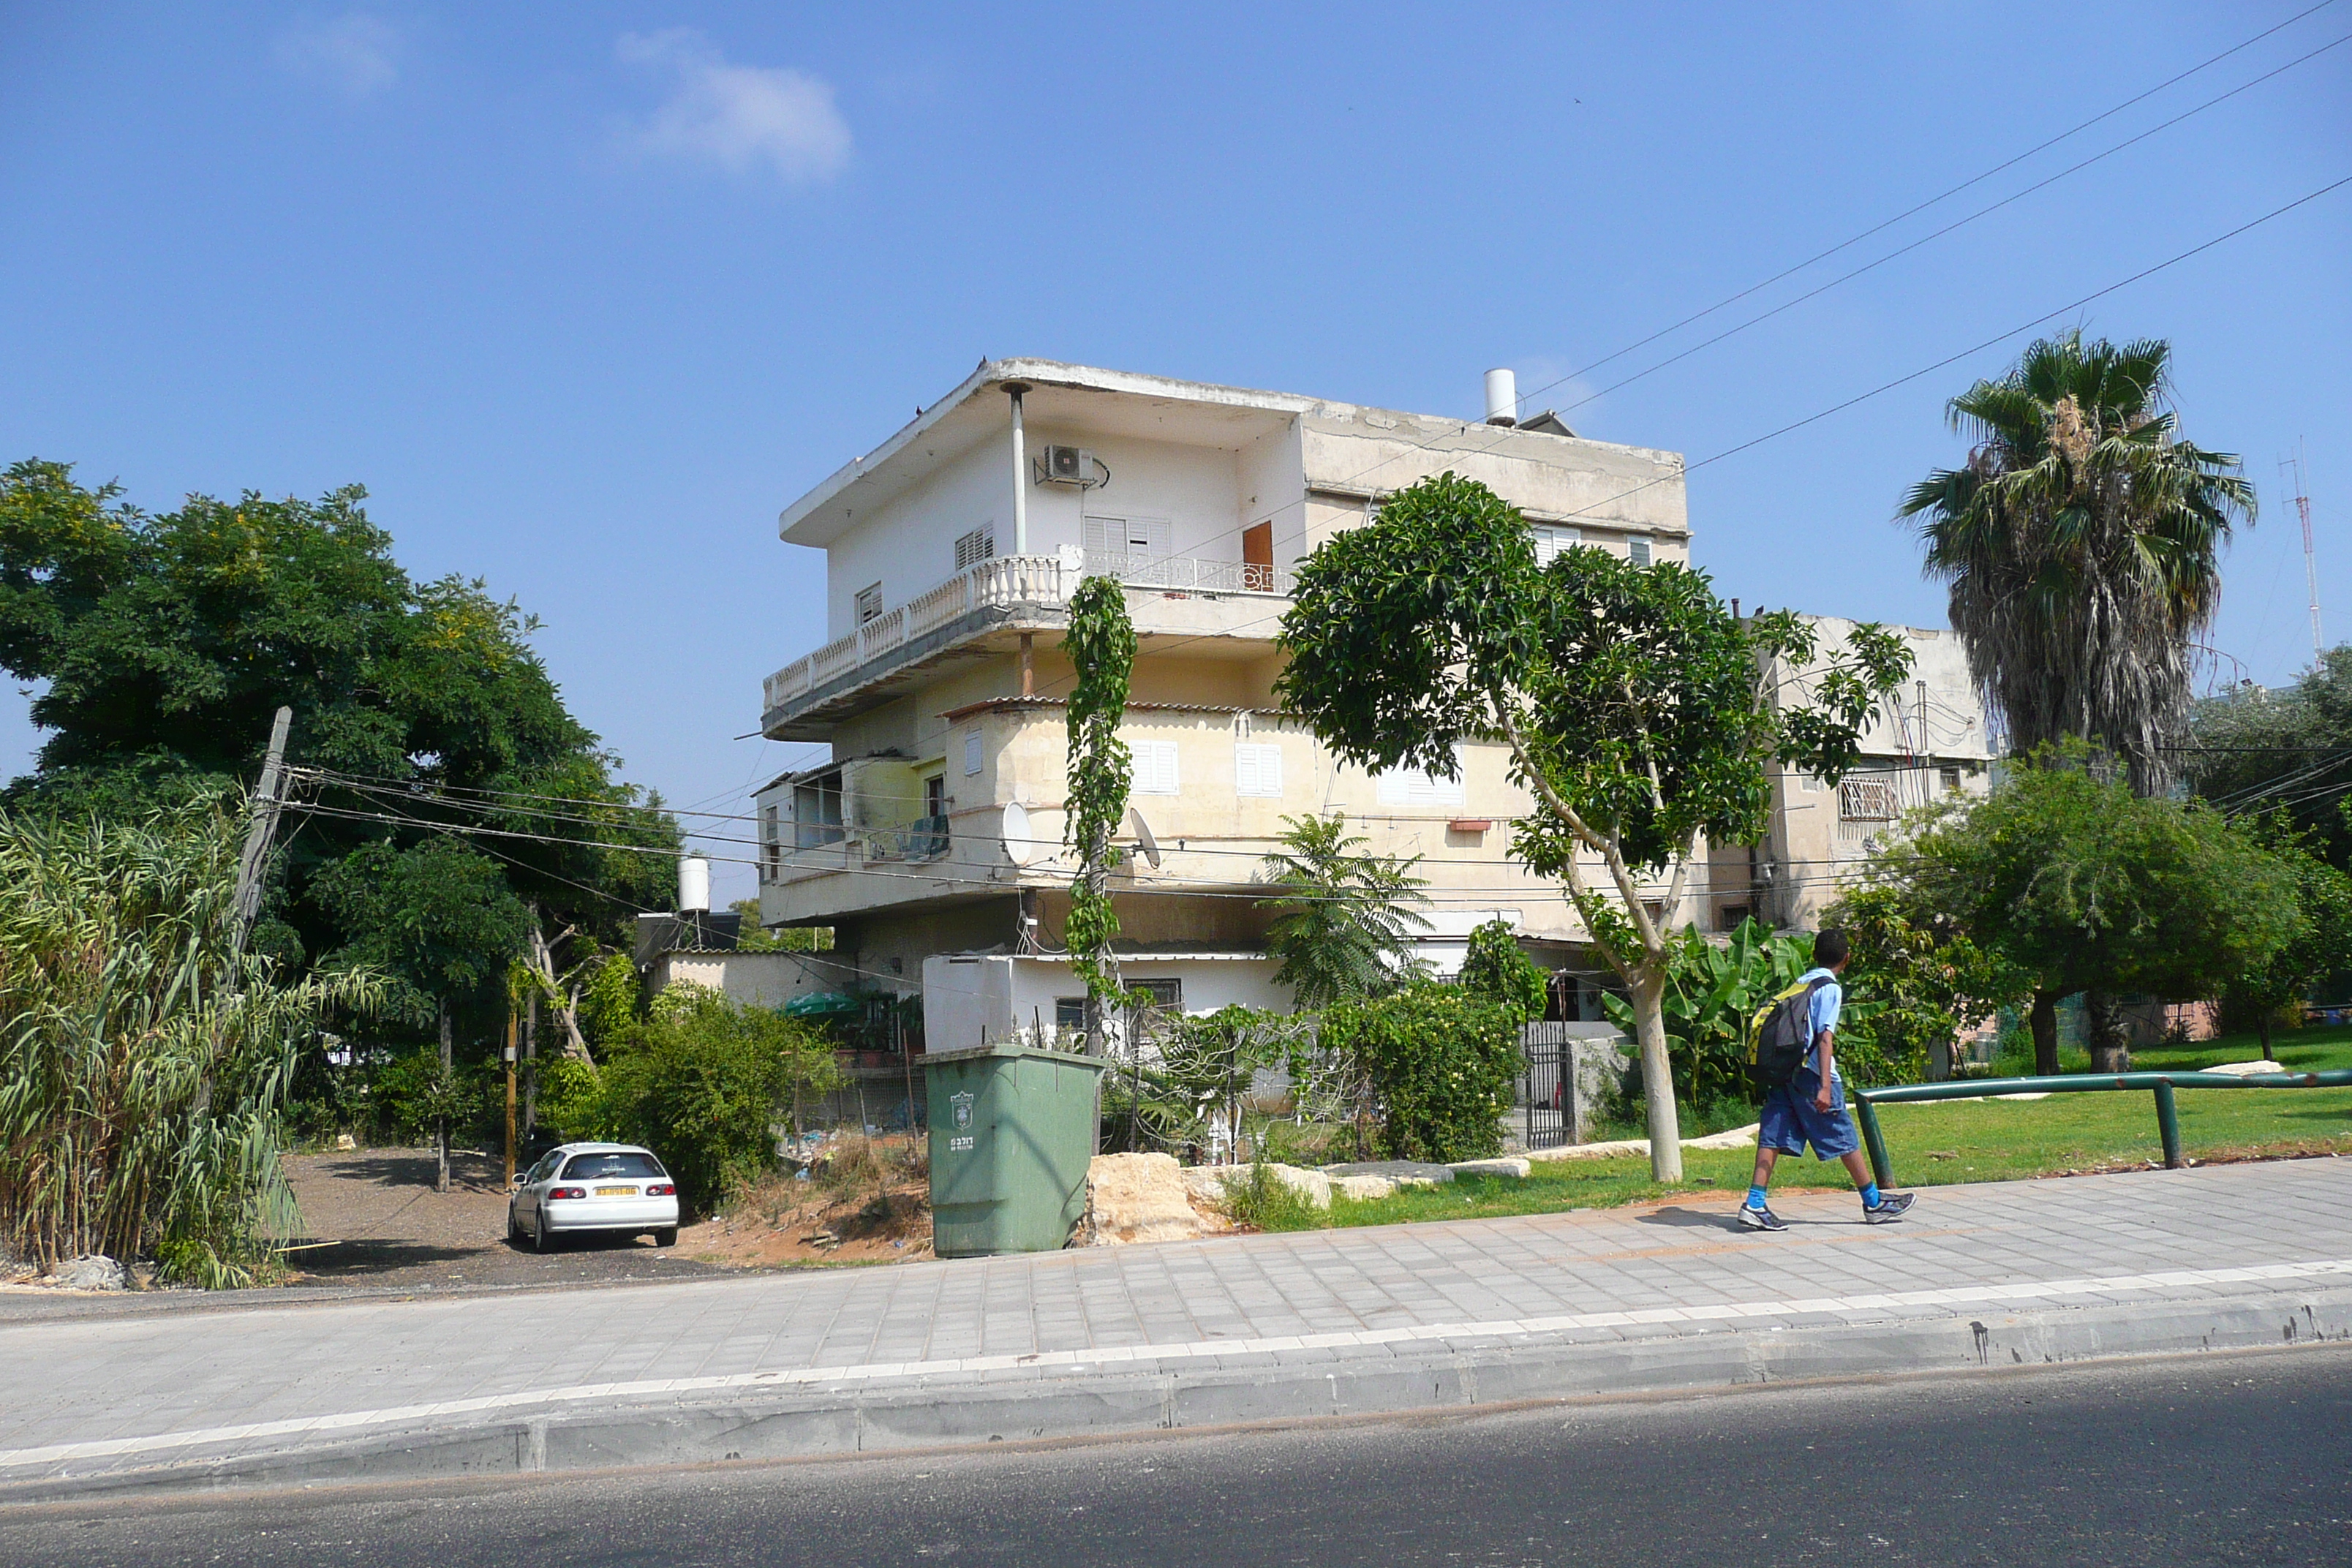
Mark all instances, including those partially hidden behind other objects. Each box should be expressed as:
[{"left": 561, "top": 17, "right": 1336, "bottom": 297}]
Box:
[{"left": 1745, "top": 976, "right": 1829, "bottom": 1093}]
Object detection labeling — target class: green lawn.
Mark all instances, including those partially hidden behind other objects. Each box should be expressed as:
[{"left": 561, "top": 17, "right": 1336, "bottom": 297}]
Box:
[{"left": 1289, "top": 1026, "right": 2352, "bottom": 1233}]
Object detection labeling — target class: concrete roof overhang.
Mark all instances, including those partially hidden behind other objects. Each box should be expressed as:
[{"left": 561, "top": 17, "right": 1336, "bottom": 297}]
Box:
[{"left": 780, "top": 359, "right": 1316, "bottom": 549}]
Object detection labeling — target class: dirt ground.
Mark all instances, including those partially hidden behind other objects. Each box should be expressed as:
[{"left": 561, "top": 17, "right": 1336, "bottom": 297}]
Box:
[{"left": 274, "top": 1138, "right": 934, "bottom": 1291}]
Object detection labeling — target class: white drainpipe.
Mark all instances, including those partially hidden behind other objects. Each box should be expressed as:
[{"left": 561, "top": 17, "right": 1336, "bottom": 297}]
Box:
[{"left": 1006, "top": 382, "right": 1030, "bottom": 555}]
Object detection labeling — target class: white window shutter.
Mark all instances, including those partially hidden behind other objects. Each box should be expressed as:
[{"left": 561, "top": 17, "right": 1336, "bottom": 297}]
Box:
[
  {"left": 1133, "top": 741, "right": 1180, "bottom": 796},
  {"left": 1235, "top": 743, "right": 1282, "bottom": 798},
  {"left": 963, "top": 728, "right": 983, "bottom": 777}
]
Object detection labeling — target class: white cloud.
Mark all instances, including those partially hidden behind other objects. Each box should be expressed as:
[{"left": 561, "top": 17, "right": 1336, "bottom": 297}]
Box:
[
  {"left": 274, "top": 12, "right": 402, "bottom": 98},
  {"left": 616, "top": 29, "right": 851, "bottom": 184}
]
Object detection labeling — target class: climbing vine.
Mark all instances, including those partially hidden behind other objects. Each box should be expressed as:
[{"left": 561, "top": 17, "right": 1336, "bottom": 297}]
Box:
[{"left": 1063, "top": 575, "right": 1137, "bottom": 1044}]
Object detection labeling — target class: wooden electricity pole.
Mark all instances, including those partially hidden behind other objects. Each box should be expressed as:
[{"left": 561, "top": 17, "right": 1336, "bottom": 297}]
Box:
[{"left": 503, "top": 1006, "right": 519, "bottom": 1187}]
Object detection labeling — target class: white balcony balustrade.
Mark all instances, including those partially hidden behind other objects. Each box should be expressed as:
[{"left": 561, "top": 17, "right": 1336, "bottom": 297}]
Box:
[{"left": 763, "top": 549, "right": 1293, "bottom": 713}]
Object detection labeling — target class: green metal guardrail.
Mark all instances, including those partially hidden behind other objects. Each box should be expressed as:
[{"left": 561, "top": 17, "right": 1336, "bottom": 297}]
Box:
[{"left": 1850, "top": 1069, "right": 2352, "bottom": 1190}]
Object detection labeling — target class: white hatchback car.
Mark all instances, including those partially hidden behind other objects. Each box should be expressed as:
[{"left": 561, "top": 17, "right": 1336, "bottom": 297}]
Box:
[{"left": 508, "top": 1142, "right": 680, "bottom": 1252}]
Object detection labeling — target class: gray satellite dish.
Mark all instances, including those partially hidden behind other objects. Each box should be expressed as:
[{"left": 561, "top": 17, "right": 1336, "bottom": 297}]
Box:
[
  {"left": 1128, "top": 806, "right": 1162, "bottom": 869},
  {"left": 1000, "top": 800, "right": 1035, "bottom": 867}
]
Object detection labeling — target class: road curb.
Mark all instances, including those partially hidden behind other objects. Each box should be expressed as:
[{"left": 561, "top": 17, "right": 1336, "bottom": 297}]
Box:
[{"left": 6, "top": 1284, "right": 2349, "bottom": 1504}]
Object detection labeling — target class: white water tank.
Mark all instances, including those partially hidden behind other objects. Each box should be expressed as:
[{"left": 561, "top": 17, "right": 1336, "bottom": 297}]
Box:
[
  {"left": 678, "top": 854, "right": 711, "bottom": 913},
  {"left": 1483, "top": 368, "right": 1518, "bottom": 427}
]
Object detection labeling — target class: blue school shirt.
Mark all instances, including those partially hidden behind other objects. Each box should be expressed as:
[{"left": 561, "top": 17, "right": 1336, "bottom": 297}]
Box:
[{"left": 1797, "top": 966, "right": 1843, "bottom": 1079}]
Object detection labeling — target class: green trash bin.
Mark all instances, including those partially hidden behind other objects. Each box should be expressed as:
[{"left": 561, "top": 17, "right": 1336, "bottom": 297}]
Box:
[{"left": 925, "top": 1042, "right": 1108, "bottom": 1257}]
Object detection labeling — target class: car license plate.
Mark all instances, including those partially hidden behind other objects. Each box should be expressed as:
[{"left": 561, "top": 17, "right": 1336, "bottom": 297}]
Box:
[{"left": 595, "top": 1186, "right": 635, "bottom": 1196}]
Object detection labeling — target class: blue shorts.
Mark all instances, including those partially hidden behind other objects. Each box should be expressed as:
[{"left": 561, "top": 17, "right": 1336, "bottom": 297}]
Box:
[{"left": 1758, "top": 1068, "right": 1860, "bottom": 1160}]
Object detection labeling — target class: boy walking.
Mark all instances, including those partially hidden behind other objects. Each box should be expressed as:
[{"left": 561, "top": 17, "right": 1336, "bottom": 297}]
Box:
[{"left": 1739, "top": 928, "right": 1914, "bottom": 1231}]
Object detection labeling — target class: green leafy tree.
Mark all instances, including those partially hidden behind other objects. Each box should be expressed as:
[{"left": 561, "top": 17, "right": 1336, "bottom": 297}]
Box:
[
  {"left": 599, "top": 989, "right": 841, "bottom": 1211},
  {"left": 2218, "top": 818, "right": 2352, "bottom": 1060},
  {"left": 1873, "top": 752, "right": 2300, "bottom": 1073},
  {"left": 2187, "top": 650, "right": 2352, "bottom": 870},
  {"left": 1063, "top": 576, "right": 1137, "bottom": 1047},
  {"left": 1278, "top": 472, "right": 1910, "bottom": 1178},
  {"left": 0, "top": 461, "right": 678, "bottom": 1100},
  {"left": 0, "top": 799, "right": 381, "bottom": 1286},
  {"left": 1258, "top": 813, "right": 1432, "bottom": 1009},
  {"left": 1902, "top": 332, "right": 2255, "bottom": 797},
  {"left": 1459, "top": 918, "right": 1546, "bottom": 1024},
  {"left": 1321, "top": 984, "right": 1523, "bottom": 1162},
  {"left": 1823, "top": 881, "right": 2027, "bottom": 1082}
]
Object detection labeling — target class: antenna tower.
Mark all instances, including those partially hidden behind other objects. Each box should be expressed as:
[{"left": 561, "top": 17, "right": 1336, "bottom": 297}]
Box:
[{"left": 2283, "top": 441, "right": 2321, "bottom": 660}]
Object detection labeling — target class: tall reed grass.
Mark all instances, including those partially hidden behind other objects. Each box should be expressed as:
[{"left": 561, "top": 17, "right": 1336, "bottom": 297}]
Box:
[{"left": 0, "top": 801, "right": 379, "bottom": 1286}]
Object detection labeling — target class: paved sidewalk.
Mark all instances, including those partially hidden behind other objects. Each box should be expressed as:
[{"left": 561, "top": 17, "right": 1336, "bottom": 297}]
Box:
[{"left": 4, "top": 1159, "right": 2351, "bottom": 1498}]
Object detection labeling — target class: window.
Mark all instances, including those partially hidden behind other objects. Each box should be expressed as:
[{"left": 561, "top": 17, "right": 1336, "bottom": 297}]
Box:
[
  {"left": 1628, "top": 538, "right": 1652, "bottom": 568},
  {"left": 1132, "top": 739, "right": 1180, "bottom": 796},
  {"left": 954, "top": 526, "right": 995, "bottom": 570},
  {"left": 1376, "top": 745, "right": 1468, "bottom": 807},
  {"left": 1939, "top": 765, "right": 1963, "bottom": 794},
  {"left": 560, "top": 1150, "right": 668, "bottom": 1181},
  {"left": 924, "top": 775, "right": 946, "bottom": 819},
  {"left": 1235, "top": 742, "right": 1284, "bottom": 798},
  {"left": 1082, "top": 514, "right": 1172, "bottom": 561},
  {"left": 1719, "top": 905, "right": 1752, "bottom": 932},
  {"left": 853, "top": 583, "right": 883, "bottom": 625},
  {"left": 1055, "top": 997, "right": 1088, "bottom": 1030},
  {"left": 1839, "top": 777, "right": 1899, "bottom": 822},
  {"left": 1531, "top": 524, "right": 1580, "bottom": 565},
  {"left": 1129, "top": 978, "right": 1182, "bottom": 1011},
  {"left": 761, "top": 803, "right": 781, "bottom": 878},
  {"left": 964, "top": 728, "right": 984, "bottom": 777},
  {"left": 793, "top": 772, "right": 844, "bottom": 848}
]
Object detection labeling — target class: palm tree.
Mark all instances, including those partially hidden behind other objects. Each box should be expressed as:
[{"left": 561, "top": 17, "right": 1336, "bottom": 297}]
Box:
[
  {"left": 1257, "top": 813, "right": 1432, "bottom": 1009},
  {"left": 1902, "top": 331, "right": 2254, "bottom": 1072},
  {"left": 1901, "top": 331, "right": 2255, "bottom": 797}
]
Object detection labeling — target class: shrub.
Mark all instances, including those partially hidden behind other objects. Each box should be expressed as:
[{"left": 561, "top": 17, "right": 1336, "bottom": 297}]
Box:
[
  {"left": 1322, "top": 983, "right": 1523, "bottom": 1162},
  {"left": 1220, "top": 1161, "right": 1327, "bottom": 1232},
  {"left": 1460, "top": 919, "right": 1547, "bottom": 1023},
  {"left": 598, "top": 988, "right": 840, "bottom": 1211}
]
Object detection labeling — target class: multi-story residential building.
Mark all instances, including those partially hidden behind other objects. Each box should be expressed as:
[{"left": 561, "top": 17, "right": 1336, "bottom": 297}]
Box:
[
  {"left": 754, "top": 360, "right": 1697, "bottom": 1048},
  {"left": 1705, "top": 614, "right": 1996, "bottom": 934}
]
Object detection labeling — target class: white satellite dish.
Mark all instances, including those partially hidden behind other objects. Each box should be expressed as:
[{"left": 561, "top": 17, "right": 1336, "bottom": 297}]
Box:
[
  {"left": 1128, "top": 806, "right": 1162, "bottom": 870},
  {"left": 1000, "top": 801, "right": 1035, "bottom": 867}
]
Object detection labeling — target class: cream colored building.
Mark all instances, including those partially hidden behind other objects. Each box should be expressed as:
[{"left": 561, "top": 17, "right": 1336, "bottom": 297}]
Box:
[
  {"left": 755, "top": 359, "right": 1706, "bottom": 1049},
  {"left": 1707, "top": 614, "right": 1996, "bottom": 934}
]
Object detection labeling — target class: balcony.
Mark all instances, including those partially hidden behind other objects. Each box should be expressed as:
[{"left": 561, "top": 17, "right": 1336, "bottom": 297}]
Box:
[{"left": 762, "top": 550, "right": 1294, "bottom": 733}]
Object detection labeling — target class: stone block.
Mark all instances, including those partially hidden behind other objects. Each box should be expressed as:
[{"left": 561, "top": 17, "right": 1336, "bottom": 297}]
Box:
[
  {"left": 1447, "top": 1157, "right": 1531, "bottom": 1179},
  {"left": 1183, "top": 1162, "right": 1333, "bottom": 1210},
  {"left": 1074, "top": 1153, "right": 1218, "bottom": 1246}
]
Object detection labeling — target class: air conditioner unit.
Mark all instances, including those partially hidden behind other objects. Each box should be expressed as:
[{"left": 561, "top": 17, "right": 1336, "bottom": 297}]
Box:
[{"left": 1036, "top": 445, "right": 1098, "bottom": 487}]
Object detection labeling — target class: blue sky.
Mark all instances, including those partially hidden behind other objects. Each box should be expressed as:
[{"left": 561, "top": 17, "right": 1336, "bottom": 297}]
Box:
[{"left": 3, "top": 3, "right": 2346, "bottom": 903}]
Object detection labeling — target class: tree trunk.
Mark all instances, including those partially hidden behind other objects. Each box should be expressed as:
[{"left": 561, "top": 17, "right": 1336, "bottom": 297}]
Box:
[
  {"left": 2031, "top": 991, "right": 2060, "bottom": 1077},
  {"left": 523, "top": 993, "right": 538, "bottom": 1133},
  {"left": 436, "top": 1003, "right": 452, "bottom": 1196},
  {"left": 2258, "top": 1014, "right": 2274, "bottom": 1062},
  {"left": 2085, "top": 990, "right": 2131, "bottom": 1075},
  {"left": 1630, "top": 964, "right": 1683, "bottom": 1182}
]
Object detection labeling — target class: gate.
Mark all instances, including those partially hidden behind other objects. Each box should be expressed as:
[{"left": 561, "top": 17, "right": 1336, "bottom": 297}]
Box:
[{"left": 1519, "top": 1022, "right": 1572, "bottom": 1150}]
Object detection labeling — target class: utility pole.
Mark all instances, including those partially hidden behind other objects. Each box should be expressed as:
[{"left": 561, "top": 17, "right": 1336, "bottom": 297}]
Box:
[
  {"left": 201, "top": 706, "right": 293, "bottom": 1127},
  {"left": 436, "top": 1003, "right": 453, "bottom": 1195},
  {"left": 503, "top": 1005, "right": 519, "bottom": 1188},
  {"left": 231, "top": 706, "right": 294, "bottom": 957}
]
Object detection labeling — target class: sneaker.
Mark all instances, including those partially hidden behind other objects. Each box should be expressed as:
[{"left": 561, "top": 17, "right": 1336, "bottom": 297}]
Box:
[
  {"left": 1738, "top": 1202, "right": 1788, "bottom": 1232},
  {"left": 1863, "top": 1191, "right": 1915, "bottom": 1224}
]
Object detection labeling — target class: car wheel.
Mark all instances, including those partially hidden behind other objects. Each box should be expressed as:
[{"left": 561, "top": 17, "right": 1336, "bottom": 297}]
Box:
[
  {"left": 506, "top": 1202, "right": 520, "bottom": 1243},
  {"left": 533, "top": 1209, "right": 554, "bottom": 1254},
  {"left": 655, "top": 1226, "right": 677, "bottom": 1248}
]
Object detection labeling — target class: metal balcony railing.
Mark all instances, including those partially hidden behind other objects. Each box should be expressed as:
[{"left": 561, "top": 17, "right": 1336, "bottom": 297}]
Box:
[{"left": 762, "top": 549, "right": 1293, "bottom": 713}]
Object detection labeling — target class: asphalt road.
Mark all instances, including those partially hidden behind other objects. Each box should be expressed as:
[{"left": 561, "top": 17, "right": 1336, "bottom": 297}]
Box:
[{"left": 6, "top": 1346, "right": 2349, "bottom": 1567}]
